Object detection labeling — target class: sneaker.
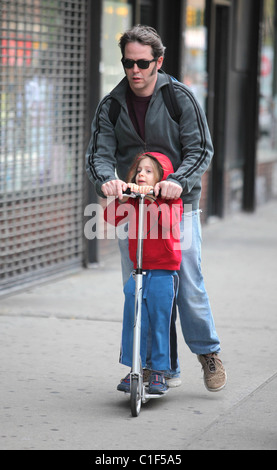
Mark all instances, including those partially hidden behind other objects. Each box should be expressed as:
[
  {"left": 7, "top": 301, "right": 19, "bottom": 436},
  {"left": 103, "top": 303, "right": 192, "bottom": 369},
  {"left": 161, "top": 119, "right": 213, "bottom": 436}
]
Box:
[
  {"left": 198, "top": 353, "right": 227, "bottom": 392},
  {"left": 164, "top": 374, "right": 182, "bottom": 388},
  {"left": 148, "top": 371, "right": 168, "bottom": 395},
  {"left": 117, "top": 370, "right": 150, "bottom": 393},
  {"left": 117, "top": 373, "right": 130, "bottom": 392}
]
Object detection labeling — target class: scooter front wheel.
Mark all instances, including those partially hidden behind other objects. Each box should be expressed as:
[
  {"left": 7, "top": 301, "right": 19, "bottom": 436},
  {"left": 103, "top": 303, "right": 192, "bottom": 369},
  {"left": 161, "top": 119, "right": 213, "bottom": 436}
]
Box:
[{"left": 130, "top": 376, "right": 142, "bottom": 417}]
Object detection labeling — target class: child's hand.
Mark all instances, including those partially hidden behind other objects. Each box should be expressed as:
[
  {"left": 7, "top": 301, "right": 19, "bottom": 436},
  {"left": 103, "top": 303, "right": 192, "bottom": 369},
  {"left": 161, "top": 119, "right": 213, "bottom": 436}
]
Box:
[
  {"left": 126, "top": 183, "right": 155, "bottom": 202},
  {"left": 127, "top": 183, "right": 153, "bottom": 195},
  {"left": 137, "top": 185, "right": 154, "bottom": 195},
  {"left": 127, "top": 183, "right": 140, "bottom": 193}
]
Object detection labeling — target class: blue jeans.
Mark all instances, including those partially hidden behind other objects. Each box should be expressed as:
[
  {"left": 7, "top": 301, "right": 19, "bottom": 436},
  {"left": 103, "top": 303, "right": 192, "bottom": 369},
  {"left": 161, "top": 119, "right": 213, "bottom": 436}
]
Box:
[
  {"left": 118, "top": 209, "right": 221, "bottom": 364},
  {"left": 120, "top": 270, "right": 179, "bottom": 371}
]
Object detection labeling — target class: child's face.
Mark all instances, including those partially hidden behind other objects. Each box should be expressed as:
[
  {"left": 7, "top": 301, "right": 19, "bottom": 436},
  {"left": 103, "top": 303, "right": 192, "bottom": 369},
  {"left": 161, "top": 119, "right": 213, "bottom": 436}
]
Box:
[{"left": 135, "top": 157, "right": 158, "bottom": 187}]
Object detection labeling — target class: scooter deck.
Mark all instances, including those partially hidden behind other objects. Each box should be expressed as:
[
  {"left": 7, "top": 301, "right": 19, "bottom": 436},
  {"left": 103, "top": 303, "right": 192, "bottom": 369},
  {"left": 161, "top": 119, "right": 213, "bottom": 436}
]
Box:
[
  {"left": 143, "top": 390, "right": 169, "bottom": 402},
  {"left": 124, "top": 385, "right": 169, "bottom": 402}
]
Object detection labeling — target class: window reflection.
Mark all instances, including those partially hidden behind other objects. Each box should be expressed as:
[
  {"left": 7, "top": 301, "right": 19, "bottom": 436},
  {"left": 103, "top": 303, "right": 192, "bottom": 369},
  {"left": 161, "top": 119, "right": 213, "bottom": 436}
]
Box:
[
  {"left": 181, "top": 0, "right": 207, "bottom": 111},
  {"left": 100, "top": 0, "right": 132, "bottom": 98},
  {"left": 258, "top": 0, "right": 277, "bottom": 156}
]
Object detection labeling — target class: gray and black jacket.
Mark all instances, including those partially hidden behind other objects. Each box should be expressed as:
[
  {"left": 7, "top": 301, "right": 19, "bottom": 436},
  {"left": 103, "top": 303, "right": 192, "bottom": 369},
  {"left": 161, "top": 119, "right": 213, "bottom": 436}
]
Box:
[{"left": 86, "top": 71, "right": 213, "bottom": 209}]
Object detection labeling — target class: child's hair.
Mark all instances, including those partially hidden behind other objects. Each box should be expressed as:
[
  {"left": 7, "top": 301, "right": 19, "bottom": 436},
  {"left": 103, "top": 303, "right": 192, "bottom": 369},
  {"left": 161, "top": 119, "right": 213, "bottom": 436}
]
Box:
[{"left": 127, "top": 153, "right": 164, "bottom": 184}]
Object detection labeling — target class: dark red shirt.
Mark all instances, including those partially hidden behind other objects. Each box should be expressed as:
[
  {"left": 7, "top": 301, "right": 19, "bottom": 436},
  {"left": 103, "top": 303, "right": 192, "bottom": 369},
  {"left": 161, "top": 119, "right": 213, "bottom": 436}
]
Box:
[{"left": 126, "top": 87, "right": 151, "bottom": 141}]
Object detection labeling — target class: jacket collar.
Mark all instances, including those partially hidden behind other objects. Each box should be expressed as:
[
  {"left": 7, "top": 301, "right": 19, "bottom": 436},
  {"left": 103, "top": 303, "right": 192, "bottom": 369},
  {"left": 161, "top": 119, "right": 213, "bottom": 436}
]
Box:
[{"left": 110, "top": 70, "right": 169, "bottom": 104}]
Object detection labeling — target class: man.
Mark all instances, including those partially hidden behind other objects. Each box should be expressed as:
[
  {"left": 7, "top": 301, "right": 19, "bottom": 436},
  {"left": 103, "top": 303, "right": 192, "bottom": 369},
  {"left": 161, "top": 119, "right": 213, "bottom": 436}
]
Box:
[{"left": 86, "top": 25, "right": 227, "bottom": 392}]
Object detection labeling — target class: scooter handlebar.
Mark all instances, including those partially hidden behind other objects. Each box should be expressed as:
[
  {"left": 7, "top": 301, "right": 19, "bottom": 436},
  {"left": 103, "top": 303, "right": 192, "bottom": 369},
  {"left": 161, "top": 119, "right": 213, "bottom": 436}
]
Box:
[{"left": 122, "top": 188, "right": 155, "bottom": 198}]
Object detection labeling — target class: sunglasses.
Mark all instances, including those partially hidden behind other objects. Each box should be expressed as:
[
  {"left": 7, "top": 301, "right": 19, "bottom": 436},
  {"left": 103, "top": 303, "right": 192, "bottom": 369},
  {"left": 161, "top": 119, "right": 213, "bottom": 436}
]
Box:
[{"left": 121, "top": 58, "right": 157, "bottom": 69}]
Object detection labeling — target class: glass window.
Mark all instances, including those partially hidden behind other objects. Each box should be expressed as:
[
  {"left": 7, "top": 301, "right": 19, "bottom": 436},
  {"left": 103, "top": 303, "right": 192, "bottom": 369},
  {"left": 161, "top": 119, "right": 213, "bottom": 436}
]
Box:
[
  {"left": 181, "top": 0, "right": 208, "bottom": 111},
  {"left": 100, "top": 0, "right": 133, "bottom": 98},
  {"left": 257, "top": 0, "right": 277, "bottom": 159}
]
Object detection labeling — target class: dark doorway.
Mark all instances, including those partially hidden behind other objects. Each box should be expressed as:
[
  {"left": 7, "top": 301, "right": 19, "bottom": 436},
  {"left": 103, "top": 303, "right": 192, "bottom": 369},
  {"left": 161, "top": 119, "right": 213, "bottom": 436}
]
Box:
[{"left": 207, "top": 2, "right": 230, "bottom": 217}]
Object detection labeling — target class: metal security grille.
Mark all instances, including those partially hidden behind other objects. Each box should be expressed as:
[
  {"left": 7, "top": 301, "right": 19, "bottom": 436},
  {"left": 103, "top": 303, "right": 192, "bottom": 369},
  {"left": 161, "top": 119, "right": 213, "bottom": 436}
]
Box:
[{"left": 0, "top": 0, "right": 87, "bottom": 294}]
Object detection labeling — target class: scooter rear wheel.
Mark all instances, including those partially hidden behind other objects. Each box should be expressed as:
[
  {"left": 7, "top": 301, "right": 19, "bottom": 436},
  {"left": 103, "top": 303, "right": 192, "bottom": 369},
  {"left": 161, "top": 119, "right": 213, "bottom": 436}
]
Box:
[{"left": 130, "top": 376, "right": 142, "bottom": 417}]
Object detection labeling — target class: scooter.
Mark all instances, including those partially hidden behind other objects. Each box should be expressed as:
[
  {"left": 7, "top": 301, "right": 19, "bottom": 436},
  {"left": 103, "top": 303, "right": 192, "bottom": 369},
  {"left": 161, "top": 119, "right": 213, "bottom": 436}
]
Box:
[{"left": 122, "top": 189, "right": 169, "bottom": 417}]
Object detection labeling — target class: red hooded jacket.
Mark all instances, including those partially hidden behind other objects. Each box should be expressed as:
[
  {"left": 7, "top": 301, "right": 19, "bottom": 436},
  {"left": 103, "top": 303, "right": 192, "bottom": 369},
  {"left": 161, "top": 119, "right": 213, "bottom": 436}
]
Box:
[{"left": 104, "top": 153, "right": 183, "bottom": 271}]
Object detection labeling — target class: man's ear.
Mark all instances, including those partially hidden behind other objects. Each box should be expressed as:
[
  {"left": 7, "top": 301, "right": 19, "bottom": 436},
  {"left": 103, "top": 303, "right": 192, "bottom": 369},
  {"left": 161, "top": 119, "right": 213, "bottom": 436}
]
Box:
[{"left": 156, "top": 56, "right": 164, "bottom": 70}]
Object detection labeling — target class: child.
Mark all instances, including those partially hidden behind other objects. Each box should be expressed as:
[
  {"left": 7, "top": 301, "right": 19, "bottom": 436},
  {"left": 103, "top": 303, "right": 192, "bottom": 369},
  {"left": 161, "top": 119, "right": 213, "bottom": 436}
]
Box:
[{"left": 104, "top": 152, "right": 183, "bottom": 394}]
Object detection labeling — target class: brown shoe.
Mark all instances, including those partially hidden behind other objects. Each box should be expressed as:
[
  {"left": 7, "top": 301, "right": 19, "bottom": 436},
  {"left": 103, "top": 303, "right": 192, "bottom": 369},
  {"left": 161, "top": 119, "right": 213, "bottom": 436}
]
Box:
[{"left": 198, "top": 353, "right": 227, "bottom": 392}]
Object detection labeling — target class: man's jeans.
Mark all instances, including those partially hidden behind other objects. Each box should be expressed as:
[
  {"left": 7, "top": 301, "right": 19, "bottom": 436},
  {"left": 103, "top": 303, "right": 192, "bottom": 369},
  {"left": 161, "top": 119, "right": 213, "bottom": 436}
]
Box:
[{"left": 118, "top": 209, "right": 221, "bottom": 369}]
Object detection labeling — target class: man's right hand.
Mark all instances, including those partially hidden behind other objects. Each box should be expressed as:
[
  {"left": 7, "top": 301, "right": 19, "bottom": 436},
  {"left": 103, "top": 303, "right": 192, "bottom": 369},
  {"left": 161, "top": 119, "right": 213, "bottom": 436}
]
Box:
[{"left": 101, "top": 180, "right": 128, "bottom": 200}]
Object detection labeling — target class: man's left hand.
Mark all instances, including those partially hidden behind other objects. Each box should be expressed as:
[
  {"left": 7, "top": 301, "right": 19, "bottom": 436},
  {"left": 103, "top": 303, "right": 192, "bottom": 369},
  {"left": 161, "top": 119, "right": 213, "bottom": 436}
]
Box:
[{"left": 154, "top": 181, "right": 182, "bottom": 199}]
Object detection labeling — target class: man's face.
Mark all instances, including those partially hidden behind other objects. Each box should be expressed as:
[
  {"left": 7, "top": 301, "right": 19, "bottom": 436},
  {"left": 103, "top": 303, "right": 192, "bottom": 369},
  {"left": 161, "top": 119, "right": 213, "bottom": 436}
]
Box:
[{"left": 123, "top": 42, "right": 163, "bottom": 97}]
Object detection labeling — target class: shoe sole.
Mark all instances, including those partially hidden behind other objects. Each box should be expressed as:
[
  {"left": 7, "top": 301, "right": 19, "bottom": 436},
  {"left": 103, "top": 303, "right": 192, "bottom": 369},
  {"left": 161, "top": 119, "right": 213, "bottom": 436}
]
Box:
[
  {"left": 117, "top": 387, "right": 130, "bottom": 393},
  {"left": 148, "top": 387, "right": 169, "bottom": 395},
  {"left": 204, "top": 372, "right": 227, "bottom": 392}
]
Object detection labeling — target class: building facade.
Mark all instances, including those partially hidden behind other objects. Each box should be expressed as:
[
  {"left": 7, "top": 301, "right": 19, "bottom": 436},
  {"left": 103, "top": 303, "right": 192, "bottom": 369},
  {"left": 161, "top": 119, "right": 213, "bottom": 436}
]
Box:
[
  {"left": 1, "top": 0, "right": 276, "bottom": 294},
  {"left": 1, "top": 0, "right": 88, "bottom": 294}
]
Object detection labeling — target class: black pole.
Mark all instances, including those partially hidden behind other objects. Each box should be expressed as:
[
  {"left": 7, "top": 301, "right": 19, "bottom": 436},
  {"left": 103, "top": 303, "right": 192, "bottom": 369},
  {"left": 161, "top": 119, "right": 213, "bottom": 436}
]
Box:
[
  {"left": 243, "top": 0, "right": 264, "bottom": 212},
  {"left": 84, "top": 0, "right": 102, "bottom": 265}
]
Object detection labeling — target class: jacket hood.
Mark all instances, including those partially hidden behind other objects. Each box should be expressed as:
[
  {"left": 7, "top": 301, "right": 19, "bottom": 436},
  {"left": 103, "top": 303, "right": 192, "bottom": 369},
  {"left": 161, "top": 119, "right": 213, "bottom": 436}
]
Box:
[{"left": 139, "top": 152, "right": 174, "bottom": 181}]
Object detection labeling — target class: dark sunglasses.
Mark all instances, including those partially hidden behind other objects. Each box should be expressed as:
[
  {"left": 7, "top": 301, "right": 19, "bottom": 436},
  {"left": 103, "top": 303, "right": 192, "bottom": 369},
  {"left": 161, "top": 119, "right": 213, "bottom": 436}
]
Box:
[{"left": 121, "top": 58, "right": 157, "bottom": 69}]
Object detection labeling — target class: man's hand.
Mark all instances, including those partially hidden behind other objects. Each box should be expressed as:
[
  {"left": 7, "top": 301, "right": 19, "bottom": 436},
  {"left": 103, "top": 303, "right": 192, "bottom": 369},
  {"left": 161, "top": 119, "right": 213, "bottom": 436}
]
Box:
[
  {"left": 154, "top": 180, "right": 182, "bottom": 199},
  {"left": 101, "top": 180, "right": 128, "bottom": 200}
]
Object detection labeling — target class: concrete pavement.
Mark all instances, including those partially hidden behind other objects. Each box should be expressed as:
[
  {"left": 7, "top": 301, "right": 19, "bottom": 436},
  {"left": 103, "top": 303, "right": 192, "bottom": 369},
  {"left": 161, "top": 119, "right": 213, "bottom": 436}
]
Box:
[{"left": 1, "top": 200, "right": 277, "bottom": 450}]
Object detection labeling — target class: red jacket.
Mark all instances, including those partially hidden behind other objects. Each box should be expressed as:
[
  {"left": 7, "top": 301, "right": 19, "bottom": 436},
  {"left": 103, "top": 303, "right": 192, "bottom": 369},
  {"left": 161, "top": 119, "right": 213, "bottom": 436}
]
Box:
[{"left": 104, "top": 197, "right": 183, "bottom": 270}]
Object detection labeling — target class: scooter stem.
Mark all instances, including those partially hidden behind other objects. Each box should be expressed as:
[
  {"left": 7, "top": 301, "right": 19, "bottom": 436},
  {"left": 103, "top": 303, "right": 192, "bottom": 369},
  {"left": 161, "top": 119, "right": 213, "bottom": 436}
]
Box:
[{"left": 132, "top": 194, "right": 145, "bottom": 374}]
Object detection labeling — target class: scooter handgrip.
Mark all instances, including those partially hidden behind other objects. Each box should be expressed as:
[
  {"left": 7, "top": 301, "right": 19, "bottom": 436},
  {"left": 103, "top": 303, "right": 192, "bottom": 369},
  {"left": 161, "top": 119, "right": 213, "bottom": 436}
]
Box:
[{"left": 122, "top": 188, "right": 132, "bottom": 195}]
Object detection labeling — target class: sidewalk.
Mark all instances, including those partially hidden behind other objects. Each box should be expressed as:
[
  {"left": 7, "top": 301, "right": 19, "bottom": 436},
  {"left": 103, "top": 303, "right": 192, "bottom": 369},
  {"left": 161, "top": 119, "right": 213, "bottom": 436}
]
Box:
[{"left": 1, "top": 200, "right": 277, "bottom": 450}]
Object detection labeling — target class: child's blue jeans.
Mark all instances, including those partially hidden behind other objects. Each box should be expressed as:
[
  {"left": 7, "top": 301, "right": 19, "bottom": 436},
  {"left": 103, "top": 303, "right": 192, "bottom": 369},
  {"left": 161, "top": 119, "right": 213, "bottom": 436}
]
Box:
[{"left": 120, "top": 270, "right": 179, "bottom": 371}]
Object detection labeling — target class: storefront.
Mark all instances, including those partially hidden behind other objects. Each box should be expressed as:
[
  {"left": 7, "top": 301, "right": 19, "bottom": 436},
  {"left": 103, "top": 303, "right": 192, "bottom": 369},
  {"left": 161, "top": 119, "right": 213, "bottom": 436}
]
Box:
[
  {"left": 181, "top": 0, "right": 276, "bottom": 217},
  {"left": 0, "top": 0, "right": 88, "bottom": 293}
]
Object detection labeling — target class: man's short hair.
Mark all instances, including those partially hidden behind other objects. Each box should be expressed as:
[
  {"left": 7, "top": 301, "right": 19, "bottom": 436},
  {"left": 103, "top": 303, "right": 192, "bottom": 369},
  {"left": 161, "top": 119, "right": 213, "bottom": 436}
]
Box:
[{"left": 119, "top": 24, "right": 166, "bottom": 59}]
